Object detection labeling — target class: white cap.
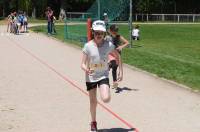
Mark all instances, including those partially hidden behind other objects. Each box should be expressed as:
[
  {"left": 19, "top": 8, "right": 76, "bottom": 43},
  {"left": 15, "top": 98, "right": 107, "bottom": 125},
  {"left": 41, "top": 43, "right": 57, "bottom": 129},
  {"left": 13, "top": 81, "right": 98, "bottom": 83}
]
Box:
[
  {"left": 92, "top": 20, "right": 106, "bottom": 32},
  {"left": 103, "top": 13, "right": 107, "bottom": 16}
]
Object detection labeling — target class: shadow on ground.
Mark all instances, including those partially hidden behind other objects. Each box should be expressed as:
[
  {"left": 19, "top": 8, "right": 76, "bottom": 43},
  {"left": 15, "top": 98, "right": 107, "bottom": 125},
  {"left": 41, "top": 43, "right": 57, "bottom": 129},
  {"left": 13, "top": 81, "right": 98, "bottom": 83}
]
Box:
[
  {"left": 98, "top": 127, "right": 135, "bottom": 132},
  {"left": 114, "top": 87, "right": 139, "bottom": 93}
]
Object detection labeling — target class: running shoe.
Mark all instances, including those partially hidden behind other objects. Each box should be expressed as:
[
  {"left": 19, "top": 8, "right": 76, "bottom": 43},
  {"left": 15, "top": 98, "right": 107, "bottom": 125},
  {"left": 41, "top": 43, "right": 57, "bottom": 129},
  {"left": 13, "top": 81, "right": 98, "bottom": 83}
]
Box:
[{"left": 90, "top": 121, "right": 97, "bottom": 132}]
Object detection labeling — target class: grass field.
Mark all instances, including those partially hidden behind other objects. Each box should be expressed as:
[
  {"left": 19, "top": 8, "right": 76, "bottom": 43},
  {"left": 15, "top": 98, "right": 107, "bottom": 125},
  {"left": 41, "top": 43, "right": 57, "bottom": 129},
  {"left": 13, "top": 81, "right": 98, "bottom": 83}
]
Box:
[{"left": 30, "top": 24, "right": 200, "bottom": 91}]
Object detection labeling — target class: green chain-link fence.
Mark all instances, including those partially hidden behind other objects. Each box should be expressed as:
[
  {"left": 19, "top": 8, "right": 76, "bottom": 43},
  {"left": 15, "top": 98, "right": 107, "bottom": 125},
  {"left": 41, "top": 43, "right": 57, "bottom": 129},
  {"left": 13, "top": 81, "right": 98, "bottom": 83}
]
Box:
[{"left": 64, "top": 0, "right": 130, "bottom": 44}]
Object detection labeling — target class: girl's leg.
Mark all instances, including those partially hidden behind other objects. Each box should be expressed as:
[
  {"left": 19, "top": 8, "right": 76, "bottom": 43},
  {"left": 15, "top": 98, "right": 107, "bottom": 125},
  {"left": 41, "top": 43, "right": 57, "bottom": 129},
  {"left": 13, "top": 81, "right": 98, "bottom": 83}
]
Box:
[
  {"left": 111, "top": 61, "right": 118, "bottom": 82},
  {"left": 110, "top": 60, "right": 119, "bottom": 88},
  {"left": 53, "top": 23, "right": 56, "bottom": 33},
  {"left": 110, "top": 60, "right": 118, "bottom": 82},
  {"left": 7, "top": 23, "right": 10, "bottom": 32},
  {"left": 89, "top": 88, "right": 97, "bottom": 122},
  {"left": 10, "top": 23, "right": 13, "bottom": 33},
  {"left": 47, "top": 22, "right": 51, "bottom": 34},
  {"left": 99, "top": 84, "right": 111, "bottom": 103},
  {"left": 24, "top": 24, "right": 26, "bottom": 32},
  {"left": 50, "top": 22, "right": 53, "bottom": 34},
  {"left": 25, "top": 23, "right": 28, "bottom": 32}
]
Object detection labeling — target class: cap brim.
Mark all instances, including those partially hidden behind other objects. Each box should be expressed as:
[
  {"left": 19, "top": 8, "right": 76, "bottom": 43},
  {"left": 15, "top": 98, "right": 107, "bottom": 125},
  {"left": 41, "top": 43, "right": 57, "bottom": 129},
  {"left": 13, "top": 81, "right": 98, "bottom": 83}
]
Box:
[{"left": 93, "top": 27, "right": 106, "bottom": 32}]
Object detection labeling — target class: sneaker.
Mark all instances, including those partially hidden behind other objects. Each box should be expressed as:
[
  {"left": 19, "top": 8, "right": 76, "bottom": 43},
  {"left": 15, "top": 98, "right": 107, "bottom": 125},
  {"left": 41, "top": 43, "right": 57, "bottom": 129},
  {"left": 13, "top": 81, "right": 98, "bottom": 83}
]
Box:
[
  {"left": 112, "top": 82, "right": 118, "bottom": 89},
  {"left": 90, "top": 121, "right": 97, "bottom": 132}
]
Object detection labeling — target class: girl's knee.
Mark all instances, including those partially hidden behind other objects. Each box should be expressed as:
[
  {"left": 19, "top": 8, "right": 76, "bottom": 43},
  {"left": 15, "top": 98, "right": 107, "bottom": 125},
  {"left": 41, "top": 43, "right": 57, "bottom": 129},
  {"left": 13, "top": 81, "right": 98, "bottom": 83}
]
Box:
[
  {"left": 102, "top": 96, "right": 111, "bottom": 103},
  {"left": 99, "top": 82, "right": 111, "bottom": 103}
]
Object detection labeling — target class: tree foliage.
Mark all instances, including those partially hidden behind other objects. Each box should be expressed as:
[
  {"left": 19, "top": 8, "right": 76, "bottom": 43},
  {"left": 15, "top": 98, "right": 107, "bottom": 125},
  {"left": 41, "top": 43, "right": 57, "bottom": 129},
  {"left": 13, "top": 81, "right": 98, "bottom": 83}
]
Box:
[
  {"left": 0, "top": 0, "right": 199, "bottom": 18},
  {"left": 134, "top": 0, "right": 200, "bottom": 14}
]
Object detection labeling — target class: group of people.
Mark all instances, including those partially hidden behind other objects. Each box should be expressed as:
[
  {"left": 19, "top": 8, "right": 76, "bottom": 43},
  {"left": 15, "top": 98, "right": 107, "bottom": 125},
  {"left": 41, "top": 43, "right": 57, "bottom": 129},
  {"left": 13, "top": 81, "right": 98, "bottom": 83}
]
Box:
[
  {"left": 7, "top": 11, "right": 28, "bottom": 34},
  {"left": 45, "top": 7, "right": 56, "bottom": 35},
  {"left": 81, "top": 17, "right": 129, "bottom": 131},
  {"left": 7, "top": 6, "right": 57, "bottom": 35}
]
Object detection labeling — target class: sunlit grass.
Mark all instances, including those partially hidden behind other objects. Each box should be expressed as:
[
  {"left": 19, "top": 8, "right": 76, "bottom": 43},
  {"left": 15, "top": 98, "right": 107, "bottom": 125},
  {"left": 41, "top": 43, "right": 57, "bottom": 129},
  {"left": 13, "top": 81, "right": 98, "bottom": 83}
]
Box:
[{"left": 31, "top": 24, "right": 200, "bottom": 90}]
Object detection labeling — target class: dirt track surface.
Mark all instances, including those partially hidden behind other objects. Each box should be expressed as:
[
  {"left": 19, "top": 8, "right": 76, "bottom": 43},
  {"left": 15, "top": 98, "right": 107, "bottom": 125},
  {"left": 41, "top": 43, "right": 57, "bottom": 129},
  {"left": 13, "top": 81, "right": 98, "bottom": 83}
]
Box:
[{"left": 0, "top": 25, "right": 200, "bottom": 132}]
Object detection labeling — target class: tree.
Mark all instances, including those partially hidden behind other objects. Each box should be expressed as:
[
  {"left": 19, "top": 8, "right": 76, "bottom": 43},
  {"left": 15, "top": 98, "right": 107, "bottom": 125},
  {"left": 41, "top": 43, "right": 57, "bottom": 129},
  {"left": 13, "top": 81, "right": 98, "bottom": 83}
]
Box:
[
  {"left": 57, "top": 0, "right": 93, "bottom": 20},
  {"left": 135, "top": 0, "right": 167, "bottom": 14},
  {"left": 30, "top": 0, "right": 47, "bottom": 18},
  {"left": 0, "top": 0, "right": 4, "bottom": 16},
  {"left": 0, "top": 0, "right": 11, "bottom": 17},
  {"left": 18, "top": 0, "right": 31, "bottom": 14}
]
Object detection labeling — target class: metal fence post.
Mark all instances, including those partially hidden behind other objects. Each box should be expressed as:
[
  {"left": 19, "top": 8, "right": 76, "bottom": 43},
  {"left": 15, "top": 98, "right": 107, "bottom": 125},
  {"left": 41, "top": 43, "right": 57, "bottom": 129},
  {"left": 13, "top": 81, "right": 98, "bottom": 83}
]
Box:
[
  {"left": 64, "top": 17, "right": 68, "bottom": 40},
  {"left": 129, "top": 0, "right": 133, "bottom": 48}
]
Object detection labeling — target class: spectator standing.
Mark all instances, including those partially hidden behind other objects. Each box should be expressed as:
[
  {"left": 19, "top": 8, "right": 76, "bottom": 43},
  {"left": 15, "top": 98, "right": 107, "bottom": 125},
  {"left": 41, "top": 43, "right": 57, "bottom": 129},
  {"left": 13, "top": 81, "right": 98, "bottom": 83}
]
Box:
[
  {"left": 45, "top": 7, "right": 53, "bottom": 35},
  {"left": 7, "top": 12, "right": 13, "bottom": 32},
  {"left": 23, "top": 13, "right": 28, "bottom": 33}
]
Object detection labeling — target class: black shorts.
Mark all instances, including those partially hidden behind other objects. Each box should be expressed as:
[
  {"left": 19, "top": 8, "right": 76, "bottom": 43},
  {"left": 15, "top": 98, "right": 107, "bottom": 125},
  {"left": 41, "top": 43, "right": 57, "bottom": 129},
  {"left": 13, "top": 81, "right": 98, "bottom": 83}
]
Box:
[
  {"left": 20, "top": 22, "right": 23, "bottom": 26},
  {"left": 86, "top": 78, "right": 110, "bottom": 91},
  {"left": 132, "top": 36, "right": 140, "bottom": 40}
]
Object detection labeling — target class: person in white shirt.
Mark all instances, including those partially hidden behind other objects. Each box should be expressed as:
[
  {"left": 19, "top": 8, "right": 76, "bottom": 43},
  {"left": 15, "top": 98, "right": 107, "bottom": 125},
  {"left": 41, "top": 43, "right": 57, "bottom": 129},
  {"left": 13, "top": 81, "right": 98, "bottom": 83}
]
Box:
[
  {"left": 81, "top": 20, "right": 123, "bottom": 132},
  {"left": 132, "top": 24, "right": 140, "bottom": 40}
]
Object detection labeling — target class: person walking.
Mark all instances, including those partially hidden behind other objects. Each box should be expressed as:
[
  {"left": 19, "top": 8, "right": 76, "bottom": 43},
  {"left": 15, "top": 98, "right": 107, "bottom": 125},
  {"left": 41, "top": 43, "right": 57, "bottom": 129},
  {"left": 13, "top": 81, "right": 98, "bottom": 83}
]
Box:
[
  {"left": 108, "top": 24, "right": 129, "bottom": 88},
  {"left": 81, "top": 20, "right": 123, "bottom": 132}
]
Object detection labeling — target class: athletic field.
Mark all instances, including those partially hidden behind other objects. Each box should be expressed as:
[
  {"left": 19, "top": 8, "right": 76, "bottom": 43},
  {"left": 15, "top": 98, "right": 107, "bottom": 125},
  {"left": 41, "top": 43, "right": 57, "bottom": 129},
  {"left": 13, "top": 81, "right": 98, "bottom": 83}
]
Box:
[
  {"left": 1, "top": 24, "right": 200, "bottom": 131},
  {"left": 31, "top": 23, "right": 200, "bottom": 91}
]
